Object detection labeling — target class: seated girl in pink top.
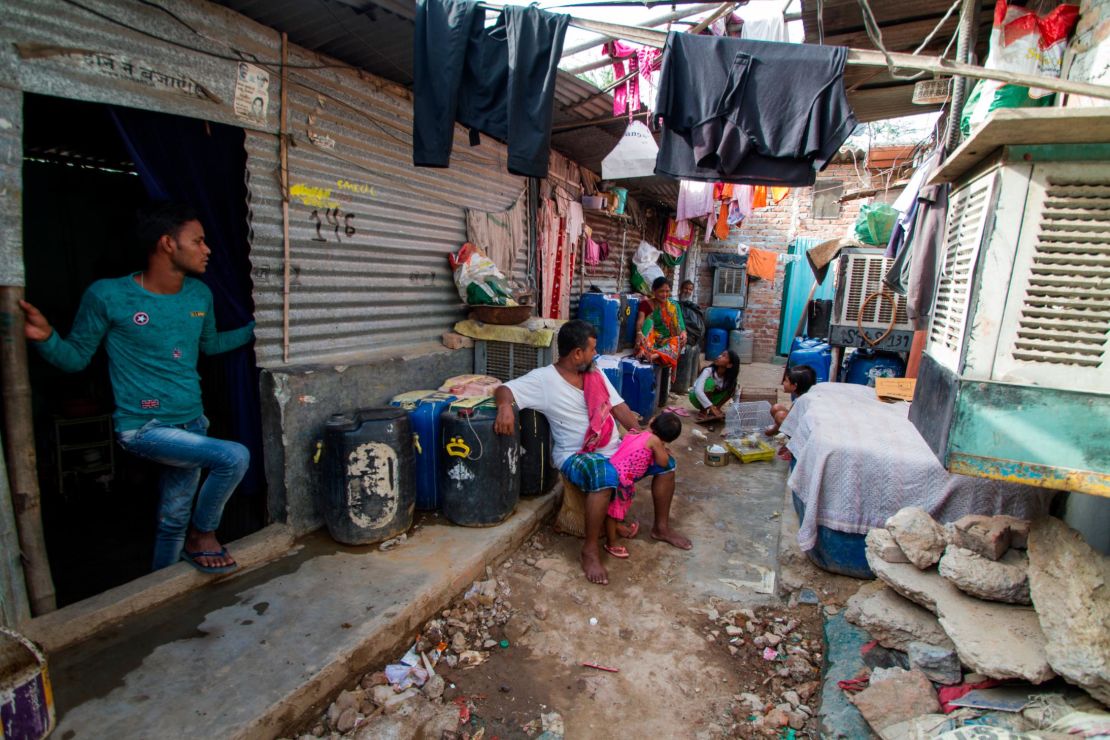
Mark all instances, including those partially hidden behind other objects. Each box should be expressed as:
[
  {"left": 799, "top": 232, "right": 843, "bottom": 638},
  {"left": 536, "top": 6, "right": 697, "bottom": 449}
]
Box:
[{"left": 605, "top": 412, "right": 683, "bottom": 559}]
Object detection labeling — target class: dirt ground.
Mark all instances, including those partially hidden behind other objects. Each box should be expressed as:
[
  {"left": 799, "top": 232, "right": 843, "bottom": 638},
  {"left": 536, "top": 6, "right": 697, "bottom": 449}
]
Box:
[{"left": 292, "top": 363, "right": 873, "bottom": 739}]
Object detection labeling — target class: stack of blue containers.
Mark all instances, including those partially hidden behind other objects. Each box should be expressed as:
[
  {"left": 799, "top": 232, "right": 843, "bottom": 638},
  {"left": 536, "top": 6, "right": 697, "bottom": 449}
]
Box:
[
  {"left": 787, "top": 337, "right": 833, "bottom": 383},
  {"left": 620, "top": 294, "right": 641, "bottom": 349},
  {"left": 843, "top": 349, "right": 906, "bottom": 387},
  {"left": 619, "top": 357, "right": 658, "bottom": 419},
  {"left": 577, "top": 293, "right": 621, "bottom": 354}
]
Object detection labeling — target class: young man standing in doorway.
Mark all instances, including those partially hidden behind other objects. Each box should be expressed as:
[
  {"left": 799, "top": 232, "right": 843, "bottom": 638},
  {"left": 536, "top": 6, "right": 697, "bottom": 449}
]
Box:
[{"left": 20, "top": 203, "right": 255, "bottom": 574}]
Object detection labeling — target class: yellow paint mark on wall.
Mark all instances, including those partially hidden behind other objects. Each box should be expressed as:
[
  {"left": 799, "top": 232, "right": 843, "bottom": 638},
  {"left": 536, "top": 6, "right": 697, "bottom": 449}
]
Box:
[
  {"left": 336, "top": 179, "right": 375, "bottom": 197},
  {"left": 290, "top": 183, "right": 339, "bottom": 209}
]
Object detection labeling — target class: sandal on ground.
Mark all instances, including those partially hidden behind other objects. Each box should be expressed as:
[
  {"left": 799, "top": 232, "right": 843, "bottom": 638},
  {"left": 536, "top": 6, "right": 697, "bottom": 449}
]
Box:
[
  {"left": 603, "top": 544, "right": 630, "bottom": 559},
  {"left": 181, "top": 547, "right": 239, "bottom": 574}
]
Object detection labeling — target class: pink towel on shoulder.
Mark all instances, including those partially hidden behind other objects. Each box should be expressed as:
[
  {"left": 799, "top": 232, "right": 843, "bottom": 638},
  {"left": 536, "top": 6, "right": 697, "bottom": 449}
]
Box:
[{"left": 580, "top": 370, "right": 615, "bottom": 453}]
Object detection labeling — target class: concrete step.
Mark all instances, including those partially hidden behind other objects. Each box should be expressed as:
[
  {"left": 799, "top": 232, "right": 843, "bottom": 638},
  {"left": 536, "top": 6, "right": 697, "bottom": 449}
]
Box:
[{"left": 49, "top": 494, "right": 556, "bottom": 739}]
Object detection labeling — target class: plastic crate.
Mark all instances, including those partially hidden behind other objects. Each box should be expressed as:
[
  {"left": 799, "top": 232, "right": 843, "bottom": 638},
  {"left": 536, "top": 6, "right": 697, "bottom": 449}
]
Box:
[
  {"left": 724, "top": 437, "right": 775, "bottom": 463},
  {"left": 724, "top": 400, "right": 773, "bottom": 437}
]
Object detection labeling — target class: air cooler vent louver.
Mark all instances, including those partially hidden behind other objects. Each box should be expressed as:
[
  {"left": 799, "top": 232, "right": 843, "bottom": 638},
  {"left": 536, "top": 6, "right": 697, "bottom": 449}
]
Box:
[{"left": 1012, "top": 179, "right": 1110, "bottom": 368}]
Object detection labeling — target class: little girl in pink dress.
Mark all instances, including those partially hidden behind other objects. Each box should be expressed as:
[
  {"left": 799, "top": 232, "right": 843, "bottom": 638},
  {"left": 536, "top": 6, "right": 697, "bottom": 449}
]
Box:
[{"left": 605, "top": 412, "right": 683, "bottom": 559}]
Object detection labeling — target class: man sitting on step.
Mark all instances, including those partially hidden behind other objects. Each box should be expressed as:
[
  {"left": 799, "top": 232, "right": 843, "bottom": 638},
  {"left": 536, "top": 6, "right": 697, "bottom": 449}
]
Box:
[{"left": 493, "top": 320, "right": 692, "bottom": 585}]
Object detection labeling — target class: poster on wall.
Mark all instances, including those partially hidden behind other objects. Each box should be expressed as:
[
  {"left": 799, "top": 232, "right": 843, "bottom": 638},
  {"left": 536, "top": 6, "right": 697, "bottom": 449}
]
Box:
[{"left": 234, "top": 62, "right": 270, "bottom": 123}]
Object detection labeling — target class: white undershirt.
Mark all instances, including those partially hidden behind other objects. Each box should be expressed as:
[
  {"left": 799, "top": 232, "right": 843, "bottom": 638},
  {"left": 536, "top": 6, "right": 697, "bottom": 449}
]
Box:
[{"left": 503, "top": 365, "right": 625, "bottom": 468}]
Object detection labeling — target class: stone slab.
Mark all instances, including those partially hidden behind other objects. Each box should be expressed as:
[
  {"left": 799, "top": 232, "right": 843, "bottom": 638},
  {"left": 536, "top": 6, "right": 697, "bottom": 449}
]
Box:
[
  {"left": 49, "top": 493, "right": 556, "bottom": 739},
  {"left": 867, "top": 551, "right": 1055, "bottom": 683},
  {"left": 886, "top": 507, "right": 946, "bottom": 570},
  {"left": 845, "top": 582, "right": 954, "bottom": 652},
  {"left": 849, "top": 668, "right": 940, "bottom": 735},
  {"left": 1028, "top": 516, "right": 1110, "bottom": 705},
  {"left": 938, "top": 545, "right": 1030, "bottom": 604}
]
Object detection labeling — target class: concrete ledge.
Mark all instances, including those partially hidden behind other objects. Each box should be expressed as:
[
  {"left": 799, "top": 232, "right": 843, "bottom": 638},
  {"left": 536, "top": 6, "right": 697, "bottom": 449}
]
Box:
[
  {"left": 22, "top": 523, "right": 296, "bottom": 654},
  {"left": 53, "top": 492, "right": 557, "bottom": 739}
]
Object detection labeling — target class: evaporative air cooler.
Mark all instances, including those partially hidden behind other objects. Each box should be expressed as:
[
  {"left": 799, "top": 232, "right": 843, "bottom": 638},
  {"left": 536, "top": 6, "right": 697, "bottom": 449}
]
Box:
[
  {"left": 909, "top": 109, "right": 1110, "bottom": 496},
  {"left": 829, "top": 248, "right": 914, "bottom": 351}
]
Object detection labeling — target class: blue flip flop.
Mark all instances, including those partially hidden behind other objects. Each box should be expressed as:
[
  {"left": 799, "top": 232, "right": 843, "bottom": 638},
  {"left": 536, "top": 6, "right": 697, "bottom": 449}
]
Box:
[{"left": 181, "top": 547, "right": 239, "bottom": 574}]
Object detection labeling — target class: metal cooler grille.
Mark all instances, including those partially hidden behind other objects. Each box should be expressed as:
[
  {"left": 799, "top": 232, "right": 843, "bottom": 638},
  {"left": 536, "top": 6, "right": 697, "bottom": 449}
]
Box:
[
  {"left": 476, "top": 340, "right": 552, "bottom": 381},
  {"left": 1013, "top": 179, "right": 1110, "bottom": 368}
]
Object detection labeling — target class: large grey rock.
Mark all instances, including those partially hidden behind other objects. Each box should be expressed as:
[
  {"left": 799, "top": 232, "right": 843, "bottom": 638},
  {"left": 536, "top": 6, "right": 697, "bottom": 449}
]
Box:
[
  {"left": 848, "top": 668, "right": 939, "bottom": 735},
  {"left": 845, "top": 581, "right": 954, "bottom": 652},
  {"left": 1027, "top": 516, "right": 1110, "bottom": 706},
  {"left": 866, "top": 527, "right": 909, "bottom": 564},
  {"left": 886, "top": 507, "right": 947, "bottom": 569},
  {"left": 938, "top": 546, "right": 1031, "bottom": 604},
  {"left": 867, "top": 549, "right": 1055, "bottom": 683},
  {"left": 908, "top": 641, "right": 962, "bottom": 685}
]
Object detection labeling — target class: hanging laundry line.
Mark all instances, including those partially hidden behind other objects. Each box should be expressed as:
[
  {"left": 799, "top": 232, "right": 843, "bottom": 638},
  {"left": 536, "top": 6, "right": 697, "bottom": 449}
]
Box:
[{"left": 476, "top": 1, "right": 1110, "bottom": 102}]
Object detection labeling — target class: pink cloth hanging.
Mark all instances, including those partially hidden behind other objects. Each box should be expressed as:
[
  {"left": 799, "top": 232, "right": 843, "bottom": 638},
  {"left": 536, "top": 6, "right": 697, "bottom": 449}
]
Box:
[{"left": 605, "top": 41, "right": 662, "bottom": 116}]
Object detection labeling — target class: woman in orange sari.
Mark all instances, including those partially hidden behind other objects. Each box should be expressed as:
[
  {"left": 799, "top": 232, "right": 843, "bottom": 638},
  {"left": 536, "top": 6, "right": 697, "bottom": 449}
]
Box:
[{"left": 636, "top": 277, "right": 687, "bottom": 378}]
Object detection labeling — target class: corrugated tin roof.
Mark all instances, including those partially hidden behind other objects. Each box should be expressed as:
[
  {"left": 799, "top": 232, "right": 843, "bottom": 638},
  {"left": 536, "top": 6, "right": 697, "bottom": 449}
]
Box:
[{"left": 800, "top": 0, "right": 995, "bottom": 122}]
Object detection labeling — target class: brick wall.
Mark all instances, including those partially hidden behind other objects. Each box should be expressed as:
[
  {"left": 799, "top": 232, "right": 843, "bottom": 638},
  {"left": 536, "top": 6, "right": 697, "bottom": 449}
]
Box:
[
  {"left": 691, "top": 162, "right": 870, "bottom": 361},
  {"left": 1065, "top": 0, "right": 1110, "bottom": 104}
]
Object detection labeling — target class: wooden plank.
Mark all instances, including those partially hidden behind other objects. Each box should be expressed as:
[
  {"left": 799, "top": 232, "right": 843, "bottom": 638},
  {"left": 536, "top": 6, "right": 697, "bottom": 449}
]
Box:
[{"left": 930, "top": 108, "right": 1110, "bottom": 184}]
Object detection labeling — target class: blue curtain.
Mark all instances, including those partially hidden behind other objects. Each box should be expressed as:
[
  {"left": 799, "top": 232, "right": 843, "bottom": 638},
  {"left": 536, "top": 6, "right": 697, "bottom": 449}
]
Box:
[
  {"left": 108, "top": 108, "right": 266, "bottom": 505},
  {"left": 777, "top": 237, "right": 836, "bottom": 355}
]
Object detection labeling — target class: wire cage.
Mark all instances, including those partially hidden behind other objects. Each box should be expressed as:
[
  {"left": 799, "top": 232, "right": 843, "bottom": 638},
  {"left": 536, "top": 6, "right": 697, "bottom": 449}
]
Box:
[{"left": 724, "top": 400, "right": 773, "bottom": 437}]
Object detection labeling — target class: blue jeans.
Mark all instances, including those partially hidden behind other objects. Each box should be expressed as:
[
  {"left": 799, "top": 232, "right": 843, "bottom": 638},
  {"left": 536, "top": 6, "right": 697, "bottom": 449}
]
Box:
[{"left": 117, "top": 416, "right": 250, "bottom": 570}]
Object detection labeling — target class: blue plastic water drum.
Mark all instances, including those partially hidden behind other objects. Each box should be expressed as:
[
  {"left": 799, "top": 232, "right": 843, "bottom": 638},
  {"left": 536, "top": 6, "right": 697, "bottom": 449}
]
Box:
[
  {"left": 620, "top": 294, "right": 641, "bottom": 348},
  {"left": 619, "top": 357, "right": 657, "bottom": 420},
  {"left": 705, "top": 306, "right": 744, "bottom": 331},
  {"left": 843, "top": 349, "right": 907, "bottom": 387},
  {"left": 389, "top": 390, "right": 457, "bottom": 510},
  {"left": 792, "top": 491, "right": 873, "bottom": 579},
  {"left": 787, "top": 338, "right": 833, "bottom": 383},
  {"left": 595, "top": 355, "right": 623, "bottom": 394},
  {"left": 705, "top": 328, "right": 728, "bottom": 360},
  {"left": 577, "top": 293, "right": 621, "bottom": 354}
]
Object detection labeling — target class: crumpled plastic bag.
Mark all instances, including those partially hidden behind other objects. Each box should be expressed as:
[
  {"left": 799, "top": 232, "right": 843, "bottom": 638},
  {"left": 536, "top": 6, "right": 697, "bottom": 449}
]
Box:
[
  {"left": 630, "top": 240, "right": 665, "bottom": 295},
  {"left": 854, "top": 204, "right": 898, "bottom": 246},
  {"left": 448, "top": 242, "right": 517, "bottom": 306}
]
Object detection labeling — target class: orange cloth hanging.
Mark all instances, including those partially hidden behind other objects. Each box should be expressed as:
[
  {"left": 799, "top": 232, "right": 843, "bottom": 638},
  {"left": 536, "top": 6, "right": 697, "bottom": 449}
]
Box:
[
  {"left": 747, "top": 247, "right": 777, "bottom": 281},
  {"left": 771, "top": 187, "right": 790, "bottom": 204},
  {"left": 714, "top": 203, "right": 730, "bottom": 240},
  {"left": 751, "top": 186, "right": 768, "bottom": 209}
]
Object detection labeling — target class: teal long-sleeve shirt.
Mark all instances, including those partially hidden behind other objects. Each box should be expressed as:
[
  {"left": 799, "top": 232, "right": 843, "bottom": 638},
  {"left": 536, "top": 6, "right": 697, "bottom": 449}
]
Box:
[{"left": 35, "top": 274, "right": 255, "bottom": 432}]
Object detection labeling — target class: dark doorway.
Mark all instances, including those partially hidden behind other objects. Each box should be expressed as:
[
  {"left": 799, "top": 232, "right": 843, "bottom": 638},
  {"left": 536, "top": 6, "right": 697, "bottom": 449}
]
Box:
[{"left": 21, "top": 93, "right": 267, "bottom": 606}]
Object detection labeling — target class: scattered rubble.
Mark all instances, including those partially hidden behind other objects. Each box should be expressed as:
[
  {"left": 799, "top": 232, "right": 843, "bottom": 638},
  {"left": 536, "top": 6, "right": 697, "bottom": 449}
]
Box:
[
  {"left": 696, "top": 603, "right": 824, "bottom": 736},
  {"left": 938, "top": 545, "right": 1031, "bottom": 604},
  {"left": 946, "top": 515, "right": 1012, "bottom": 560},
  {"left": 885, "top": 507, "right": 946, "bottom": 569},
  {"left": 1027, "top": 516, "right": 1110, "bottom": 706},
  {"left": 297, "top": 567, "right": 519, "bottom": 739}
]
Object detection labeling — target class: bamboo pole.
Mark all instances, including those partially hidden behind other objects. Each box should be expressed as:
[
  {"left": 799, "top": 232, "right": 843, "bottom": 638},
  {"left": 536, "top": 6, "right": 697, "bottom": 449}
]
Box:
[
  {"left": 279, "top": 32, "right": 292, "bottom": 364},
  {"left": 0, "top": 427, "right": 31, "bottom": 626},
  {"left": 0, "top": 287, "right": 56, "bottom": 616},
  {"left": 506, "top": 4, "right": 1110, "bottom": 102},
  {"left": 562, "top": 2, "right": 720, "bottom": 75}
]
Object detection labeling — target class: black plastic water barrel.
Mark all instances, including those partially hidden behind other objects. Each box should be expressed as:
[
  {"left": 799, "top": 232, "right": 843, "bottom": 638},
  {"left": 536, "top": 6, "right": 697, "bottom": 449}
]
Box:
[
  {"left": 519, "top": 409, "right": 556, "bottom": 497},
  {"left": 439, "top": 405, "right": 520, "bottom": 526},
  {"left": 322, "top": 408, "right": 415, "bottom": 545},
  {"left": 672, "top": 345, "right": 701, "bottom": 394}
]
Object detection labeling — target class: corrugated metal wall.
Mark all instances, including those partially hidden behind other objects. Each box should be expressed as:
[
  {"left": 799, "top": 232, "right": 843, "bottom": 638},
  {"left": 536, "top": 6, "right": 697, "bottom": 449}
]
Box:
[
  {"left": 0, "top": 0, "right": 527, "bottom": 366},
  {"left": 247, "top": 47, "right": 524, "bottom": 366}
]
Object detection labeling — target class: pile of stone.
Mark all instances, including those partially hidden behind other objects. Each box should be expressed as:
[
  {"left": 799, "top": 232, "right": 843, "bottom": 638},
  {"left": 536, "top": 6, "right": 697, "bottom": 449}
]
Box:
[
  {"left": 844, "top": 509, "right": 1110, "bottom": 737},
  {"left": 287, "top": 569, "right": 515, "bottom": 740},
  {"left": 702, "top": 605, "right": 823, "bottom": 736}
]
